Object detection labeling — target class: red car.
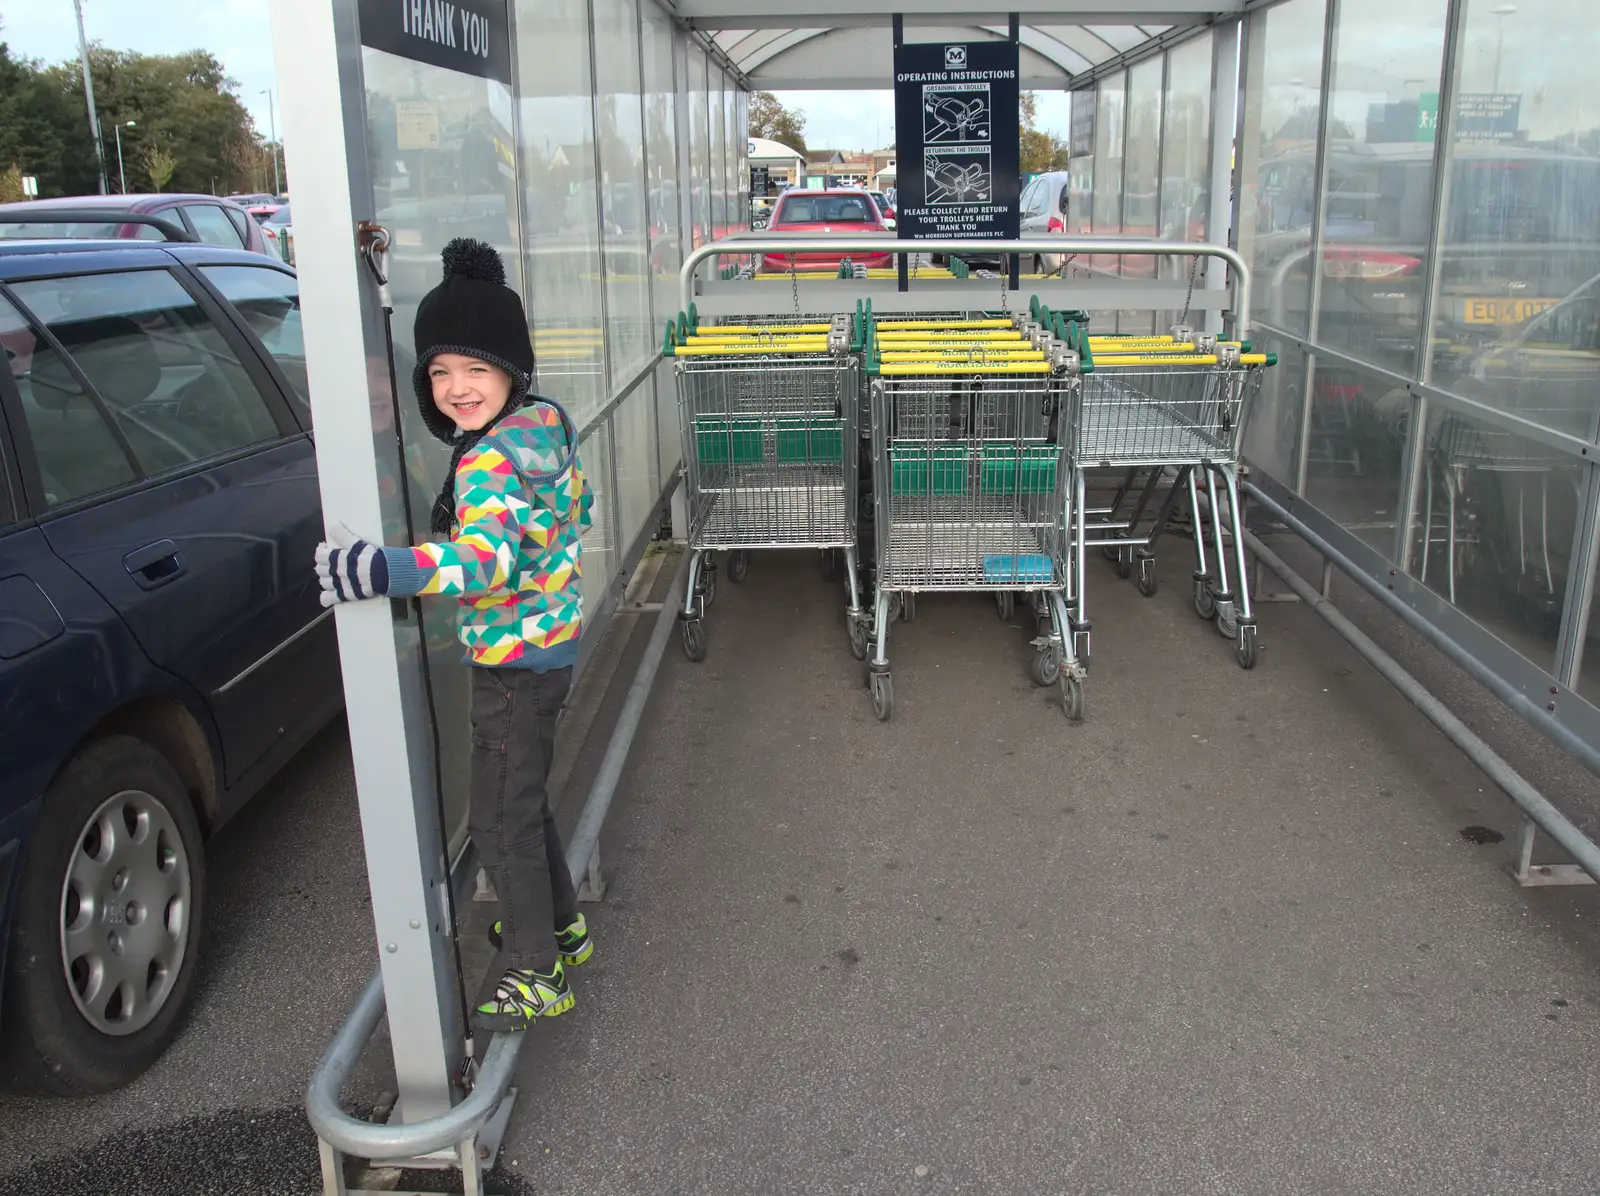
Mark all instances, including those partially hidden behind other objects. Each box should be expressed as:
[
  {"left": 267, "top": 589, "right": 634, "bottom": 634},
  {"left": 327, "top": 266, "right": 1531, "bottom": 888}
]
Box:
[
  {"left": 761, "top": 189, "right": 894, "bottom": 273},
  {"left": 0, "top": 193, "right": 272, "bottom": 257}
]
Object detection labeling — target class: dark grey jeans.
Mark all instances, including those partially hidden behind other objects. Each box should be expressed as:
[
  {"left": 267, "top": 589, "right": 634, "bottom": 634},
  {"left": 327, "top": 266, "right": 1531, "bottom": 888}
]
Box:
[{"left": 468, "top": 665, "right": 578, "bottom": 973}]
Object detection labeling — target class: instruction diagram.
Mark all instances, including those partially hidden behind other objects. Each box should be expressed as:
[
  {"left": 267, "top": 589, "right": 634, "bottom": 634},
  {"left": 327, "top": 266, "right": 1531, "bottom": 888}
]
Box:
[
  {"left": 923, "top": 82, "right": 991, "bottom": 143},
  {"left": 924, "top": 145, "right": 992, "bottom": 205}
]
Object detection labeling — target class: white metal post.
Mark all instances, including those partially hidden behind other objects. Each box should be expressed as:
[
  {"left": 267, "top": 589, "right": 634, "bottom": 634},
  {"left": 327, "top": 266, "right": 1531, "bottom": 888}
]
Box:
[
  {"left": 269, "top": 0, "right": 464, "bottom": 1123},
  {"left": 1204, "top": 19, "right": 1241, "bottom": 336},
  {"left": 72, "top": 0, "right": 108, "bottom": 195}
]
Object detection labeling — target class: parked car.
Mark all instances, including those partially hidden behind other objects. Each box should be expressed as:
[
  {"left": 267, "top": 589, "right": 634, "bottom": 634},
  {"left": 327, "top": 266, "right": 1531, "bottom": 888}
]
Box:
[
  {"left": 1018, "top": 171, "right": 1071, "bottom": 273},
  {"left": 257, "top": 203, "right": 294, "bottom": 265},
  {"left": 867, "top": 189, "right": 896, "bottom": 230},
  {"left": 759, "top": 189, "right": 893, "bottom": 273},
  {"left": 226, "top": 193, "right": 279, "bottom": 208},
  {"left": 0, "top": 237, "right": 334, "bottom": 1094},
  {"left": 0, "top": 195, "right": 272, "bottom": 258}
]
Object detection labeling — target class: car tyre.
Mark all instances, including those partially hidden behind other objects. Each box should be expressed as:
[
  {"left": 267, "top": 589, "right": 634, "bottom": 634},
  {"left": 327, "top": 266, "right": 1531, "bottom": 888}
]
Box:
[{"left": 2, "top": 736, "right": 206, "bottom": 1095}]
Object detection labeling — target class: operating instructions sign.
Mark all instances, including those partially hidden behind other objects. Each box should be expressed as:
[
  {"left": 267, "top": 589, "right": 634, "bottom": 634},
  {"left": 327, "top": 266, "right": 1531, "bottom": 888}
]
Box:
[{"left": 892, "top": 39, "right": 1020, "bottom": 242}]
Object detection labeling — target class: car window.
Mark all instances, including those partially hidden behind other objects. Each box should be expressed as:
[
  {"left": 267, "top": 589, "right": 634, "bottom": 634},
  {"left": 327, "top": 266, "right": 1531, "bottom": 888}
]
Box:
[
  {"left": 0, "top": 292, "right": 139, "bottom": 508},
  {"left": 1056, "top": 179, "right": 1070, "bottom": 215},
  {"left": 269, "top": 204, "right": 291, "bottom": 226},
  {"left": 183, "top": 204, "right": 245, "bottom": 248},
  {"left": 199, "top": 265, "right": 309, "bottom": 418},
  {"left": 1020, "top": 180, "right": 1039, "bottom": 216},
  {"left": 10, "top": 270, "right": 282, "bottom": 477},
  {"left": 223, "top": 206, "right": 250, "bottom": 243},
  {"left": 777, "top": 195, "right": 875, "bottom": 223}
]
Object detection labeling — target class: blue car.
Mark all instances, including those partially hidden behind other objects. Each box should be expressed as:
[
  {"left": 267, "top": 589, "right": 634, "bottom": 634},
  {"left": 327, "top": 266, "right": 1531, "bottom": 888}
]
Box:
[{"left": 0, "top": 238, "right": 339, "bottom": 1094}]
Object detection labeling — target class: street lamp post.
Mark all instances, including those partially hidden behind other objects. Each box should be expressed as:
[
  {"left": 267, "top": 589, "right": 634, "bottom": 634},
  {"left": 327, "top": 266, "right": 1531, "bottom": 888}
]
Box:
[
  {"left": 1492, "top": 4, "right": 1518, "bottom": 94},
  {"left": 114, "top": 120, "right": 135, "bottom": 194},
  {"left": 72, "top": 0, "right": 108, "bottom": 195},
  {"left": 261, "top": 88, "right": 282, "bottom": 196}
]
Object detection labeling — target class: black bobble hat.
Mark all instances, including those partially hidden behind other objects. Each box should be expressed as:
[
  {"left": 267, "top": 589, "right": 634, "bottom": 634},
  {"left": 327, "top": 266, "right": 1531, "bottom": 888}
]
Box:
[{"left": 412, "top": 238, "right": 535, "bottom": 443}]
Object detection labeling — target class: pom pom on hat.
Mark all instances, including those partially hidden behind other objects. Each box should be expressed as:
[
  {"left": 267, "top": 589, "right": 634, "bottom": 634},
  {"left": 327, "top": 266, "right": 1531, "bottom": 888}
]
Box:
[{"left": 440, "top": 237, "right": 507, "bottom": 286}]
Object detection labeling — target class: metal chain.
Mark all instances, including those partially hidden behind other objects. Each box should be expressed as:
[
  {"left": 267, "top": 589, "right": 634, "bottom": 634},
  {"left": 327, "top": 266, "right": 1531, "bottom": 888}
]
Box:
[
  {"left": 789, "top": 251, "right": 801, "bottom": 317},
  {"left": 1179, "top": 252, "right": 1201, "bottom": 326},
  {"left": 999, "top": 257, "right": 1010, "bottom": 315}
]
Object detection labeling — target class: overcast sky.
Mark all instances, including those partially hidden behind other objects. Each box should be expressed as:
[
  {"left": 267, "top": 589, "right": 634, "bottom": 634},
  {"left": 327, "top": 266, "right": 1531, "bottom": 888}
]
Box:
[{"left": 0, "top": 2, "right": 1073, "bottom": 157}]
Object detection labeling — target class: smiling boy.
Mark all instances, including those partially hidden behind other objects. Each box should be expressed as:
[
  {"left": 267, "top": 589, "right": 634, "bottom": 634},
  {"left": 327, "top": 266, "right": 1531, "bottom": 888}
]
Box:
[{"left": 315, "top": 238, "right": 595, "bottom": 1032}]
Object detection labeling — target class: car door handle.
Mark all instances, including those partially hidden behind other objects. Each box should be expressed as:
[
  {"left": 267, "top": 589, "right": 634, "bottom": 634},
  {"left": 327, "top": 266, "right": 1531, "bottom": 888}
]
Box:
[{"left": 124, "top": 540, "right": 186, "bottom": 589}]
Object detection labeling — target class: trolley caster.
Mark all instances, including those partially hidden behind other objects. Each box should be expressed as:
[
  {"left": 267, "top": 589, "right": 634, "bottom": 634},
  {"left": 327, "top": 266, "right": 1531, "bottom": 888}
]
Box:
[
  {"left": 1236, "top": 622, "right": 1259, "bottom": 670},
  {"left": 870, "top": 671, "right": 894, "bottom": 722},
  {"left": 1029, "top": 645, "right": 1060, "bottom": 687},
  {"left": 820, "top": 548, "right": 838, "bottom": 583},
  {"left": 848, "top": 614, "right": 871, "bottom": 661},
  {"left": 727, "top": 549, "right": 750, "bottom": 584},
  {"left": 900, "top": 593, "right": 917, "bottom": 623},
  {"left": 681, "top": 618, "right": 707, "bottom": 662},
  {"left": 1192, "top": 573, "right": 1215, "bottom": 620},
  {"left": 1060, "top": 672, "right": 1085, "bottom": 721},
  {"left": 1135, "top": 554, "right": 1157, "bottom": 597},
  {"left": 1215, "top": 597, "right": 1238, "bottom": 640},
  {"left": 996, "top": 590, "right": 1015, "bottom": 621},
  {"left": 1071, "top": 622, "right": 1092, "bottom": 671},
  {"left": 1116, "top": 548, "right": 1132, "bottom": 580},
  {"left": 698, "top": 562, "right": 718, "bottom": 610}
]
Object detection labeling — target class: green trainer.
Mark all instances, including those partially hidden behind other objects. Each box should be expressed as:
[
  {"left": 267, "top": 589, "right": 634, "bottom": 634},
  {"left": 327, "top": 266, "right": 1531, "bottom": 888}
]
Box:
[
  {"left": 489, "top": 913, "right": 593, "bottom": 967},
  {"left": 472, "top": 959, "right": 573, "bottom": 1032}
]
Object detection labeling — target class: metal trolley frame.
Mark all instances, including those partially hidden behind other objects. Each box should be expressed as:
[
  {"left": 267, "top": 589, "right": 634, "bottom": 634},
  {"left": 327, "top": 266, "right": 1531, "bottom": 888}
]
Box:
[
  {"left": 863, "top": 327, "right": 1085, "bottom": 721},
  {"left": 669, "top": 316, "right": 866, "bottom": 660}
]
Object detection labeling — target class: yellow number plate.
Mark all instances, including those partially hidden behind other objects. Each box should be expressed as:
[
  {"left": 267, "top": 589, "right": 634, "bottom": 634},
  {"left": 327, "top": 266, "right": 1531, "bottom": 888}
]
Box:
[{"left": 1455, "top": 297, "right": 1558, "bottom": 325}]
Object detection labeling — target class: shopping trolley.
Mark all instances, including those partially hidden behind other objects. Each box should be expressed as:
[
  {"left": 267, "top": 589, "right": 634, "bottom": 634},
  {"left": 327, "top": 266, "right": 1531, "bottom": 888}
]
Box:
[
  {"left": 1068, "top": 324, "right": 1274, "bottom": 668},
  {"left": 862, "top": 317, "right": 1086, "bottom": 721},
  {"left": 665, "top": 314, "right": 866, "bottom": 661}
]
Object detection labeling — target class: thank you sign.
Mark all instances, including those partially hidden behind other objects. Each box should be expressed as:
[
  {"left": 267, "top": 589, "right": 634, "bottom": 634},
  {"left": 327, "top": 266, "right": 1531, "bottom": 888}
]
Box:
[
  {"left": 359, "top": 0, "right": 512, "bottom": 85},
  {"left": 892, "top": 38, "right": 1021, "bottom": 242}
]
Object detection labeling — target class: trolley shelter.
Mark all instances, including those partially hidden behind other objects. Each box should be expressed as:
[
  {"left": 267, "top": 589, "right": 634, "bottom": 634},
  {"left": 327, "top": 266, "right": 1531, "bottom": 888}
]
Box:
[{"left": 272, "top": 0, "right": 1600, "bottom": 1190}]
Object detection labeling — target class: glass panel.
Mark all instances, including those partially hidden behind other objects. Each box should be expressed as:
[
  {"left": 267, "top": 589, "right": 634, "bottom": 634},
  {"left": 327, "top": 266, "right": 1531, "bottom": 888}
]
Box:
[
  {"left": 1302, "top": 357, "right": 1409, "bottom": 557},
  {"left": 1120, "top": 56, "right": 1163, "bottom": 332},
  {"left": 1425, "top": 0, "right": 1600, "bottom": 444},
  {"left": 200, "top": 265, "right": 309, "bottom": 419},
  {"left": 641, "top": 4, "right": 682, "bottom": 329},
  {"left": 1412, "top": 404, "right": 1583, "bottom": 671},
  {"left": 1066, "top": 90, "right": 1094, "bottom": 237},
  {"left": 1236, "top": 0, "right": 1326, "bottom": 337},
  {"left": 655, "top": 358, "right": 681, "bottom": 483},
  {"left": 1577, "top": 513, "right": 1600, "bottom": 704},
  {"left": 366, "top": 22, "right": 523, "bottom": 841},
  {"left": 1242, "top": 336, "right": 1309, "bottom": 487},
  {"left": 735, "top": 87, "right": 749, "bottom": 230},
  {"left": 580, "top": 420, "right": 616, "bottom": 610},
  {"left": 1089, "top": 71, "right": 1125, "bottom": 325},
  {"left": 612, "top": 384, "right": 656, "bottom": 548},
  {"left": 1314, "top": 0, "right": 1449, "bottom": 376},
  {"left": 595, "top": 0, "right": 653, "bottom": 389},
  {"left": 13, "top": 270, "right": 280, "bottom": 476},
  {"left": 1160, "top": 33, "right": 1212, "bottom": 246},
  {"left": 723, "top": 75, "right": 737, "bottom": 238},
  {"left": 690, "top": 48, "right": 710, "bottom": 247},
  {"left": 184, "top": 204, "right": 246, "bottom": 248},
  {"left": 516, "top": 0, "right": 607, "bottom": 428},
  {"left": 0, "top": 293, "right": 138, "bottom": 507}
]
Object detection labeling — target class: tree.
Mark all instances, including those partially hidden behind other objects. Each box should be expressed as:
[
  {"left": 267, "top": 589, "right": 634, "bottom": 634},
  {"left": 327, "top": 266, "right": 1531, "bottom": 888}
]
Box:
[
  {"left": 749, "top": 91, "right": 808, "bottom": 159},
  {"left": 141, "top": 140, "right": 176, "bottom": 191},
  {"left": 1019, "top": 91, "right": 1070, "bottom": 175}
]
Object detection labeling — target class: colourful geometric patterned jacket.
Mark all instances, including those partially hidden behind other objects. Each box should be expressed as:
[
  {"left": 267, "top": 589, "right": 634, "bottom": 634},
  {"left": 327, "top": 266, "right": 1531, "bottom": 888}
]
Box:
[{"left": 381, "top": 400, "right": 593, "bottom": 672}]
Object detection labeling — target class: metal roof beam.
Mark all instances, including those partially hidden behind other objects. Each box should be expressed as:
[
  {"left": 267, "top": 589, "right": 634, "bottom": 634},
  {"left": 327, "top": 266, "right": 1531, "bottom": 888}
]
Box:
[{"left": 677, "top": 0, "right": 1238, "bottom": 30}]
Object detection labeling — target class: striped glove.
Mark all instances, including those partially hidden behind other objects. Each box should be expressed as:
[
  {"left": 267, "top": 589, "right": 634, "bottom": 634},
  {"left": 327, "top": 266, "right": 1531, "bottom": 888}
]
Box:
[{"left": 314, "top": 523, "right": 391, "bottom": 607}]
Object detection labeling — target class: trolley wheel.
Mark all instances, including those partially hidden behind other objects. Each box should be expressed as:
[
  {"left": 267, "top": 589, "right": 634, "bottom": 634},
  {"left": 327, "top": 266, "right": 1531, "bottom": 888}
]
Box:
[
  {"left": 728, "top": 550, "right": 750, "bottom": 584},
  {"left": 1136, "top": 555, "right": 1158, "bottom": 597},
  {"left": 681, "top": 619, "right": 707, "bottom": 662},
  {"left": 848, "top": 615, "right": 870, "bottom": 661},
  {"left": 820, "top": 548, "right": 838, "bottom": 583},
  {"left": 1060, "top": 673, "right": 1085, "bottom": 722},
  {"left": 900, "top": 593, "right": 917, "bottom": 623},
  {"left": 1029, "top": 646, "right": 1060, "bottom": 688},
  {"left": 996, "top": 591, "right": 1015, "bottom": 622},
  {"left": 1216, "top": 599, "right": 1238, "bottom": 640},
  {"left": 1102, "top": 545, "right": 1119, "bottom": 563},
  {"left": 1116, "top": 549, "right": 1132, "bottom": 580},
  {"left": 870, "top": 672, "right": 894, "bottom": 722},
  {"left": 1192, "top": 577, "right": 1215, "bottom": 620},
  {"left": 699, "top": 563, "right": 718, "bottom": 611},
  {"left": 1237, "top": 623, "right": 1259, "bottom": 670}
]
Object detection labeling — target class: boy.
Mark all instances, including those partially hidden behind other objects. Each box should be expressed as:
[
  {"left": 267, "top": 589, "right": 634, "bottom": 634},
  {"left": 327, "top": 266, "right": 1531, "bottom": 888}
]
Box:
[{"left": 316, "top": 238, "right": 594, "bottom": 1032}]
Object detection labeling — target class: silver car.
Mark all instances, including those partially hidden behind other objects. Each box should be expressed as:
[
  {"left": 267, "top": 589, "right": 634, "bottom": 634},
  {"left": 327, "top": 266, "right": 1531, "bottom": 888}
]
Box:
[{"left": 1018, "top": 171, "right": 1071, "bottom": 273}]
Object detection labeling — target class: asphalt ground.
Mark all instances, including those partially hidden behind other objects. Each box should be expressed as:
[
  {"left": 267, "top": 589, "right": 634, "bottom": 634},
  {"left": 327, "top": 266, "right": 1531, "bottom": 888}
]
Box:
[{"left": 5, "top": 534, "right": 1600, "bottom": 1194}]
